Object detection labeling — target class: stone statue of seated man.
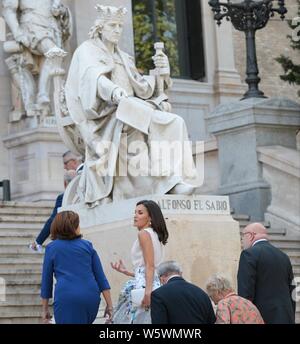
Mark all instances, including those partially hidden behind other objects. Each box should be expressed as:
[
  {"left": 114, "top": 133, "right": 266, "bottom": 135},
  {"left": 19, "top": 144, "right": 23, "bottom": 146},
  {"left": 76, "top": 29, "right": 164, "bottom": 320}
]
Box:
[{"left": 64, "top": 5, "right": 201, "bottom": 207}]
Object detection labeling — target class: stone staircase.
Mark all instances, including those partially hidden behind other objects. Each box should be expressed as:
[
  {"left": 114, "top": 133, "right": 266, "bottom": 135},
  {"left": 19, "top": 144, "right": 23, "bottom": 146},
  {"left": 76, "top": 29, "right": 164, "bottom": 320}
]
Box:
[
  {"left": 0, "top": 202, "right": 299, "bottom": 323},
  {"left": 234, "top": 214, "right": 300, "bottom": 324},
  {"left": 0, "top": 202, "right": 52, "bottom": 324}
]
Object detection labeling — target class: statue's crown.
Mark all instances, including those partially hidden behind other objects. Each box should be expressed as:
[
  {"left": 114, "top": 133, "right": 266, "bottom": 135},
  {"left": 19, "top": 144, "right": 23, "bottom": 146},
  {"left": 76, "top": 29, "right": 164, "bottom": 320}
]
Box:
[{"left": 95, "top": 5, "right": 127, "bottom": 23}]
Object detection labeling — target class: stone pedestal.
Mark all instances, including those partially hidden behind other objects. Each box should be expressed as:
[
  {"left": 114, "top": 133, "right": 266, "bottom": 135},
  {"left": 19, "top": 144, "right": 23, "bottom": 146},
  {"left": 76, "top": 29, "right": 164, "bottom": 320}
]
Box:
[
  {"left": 207, "top": 97, "right": 300, "bottom": 220},
  {"left": 62, "top": 195, "right": 241, "bottom": 304},
  {"left": 2, "top": 120, "right": 66, "bottom": 201},
  {"left": 257, "top": 145, "right": 300, "bottom": 234}
]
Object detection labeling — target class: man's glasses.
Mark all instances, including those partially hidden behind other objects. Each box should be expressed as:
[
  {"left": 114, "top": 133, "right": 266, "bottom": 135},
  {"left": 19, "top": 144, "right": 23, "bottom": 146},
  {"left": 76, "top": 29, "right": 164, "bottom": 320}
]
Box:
[
  {"left": 63, "top": 158, "right": 75, "bottom": 165},
  {"left": 242, "top": 231, "right": 255, "bottom": 237}
]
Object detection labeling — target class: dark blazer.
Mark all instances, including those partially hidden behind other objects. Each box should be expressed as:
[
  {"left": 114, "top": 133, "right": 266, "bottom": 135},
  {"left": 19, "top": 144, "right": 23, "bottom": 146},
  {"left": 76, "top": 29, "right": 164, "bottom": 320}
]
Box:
[
  {"left": 151, "top": 276, "right": 216, "bottom": 324},
  {"left": 237, "top": 240, "right": 295, "bottom": 324},
  {"left": 36, "top": 193, "right": 63, "bottom": 245}
]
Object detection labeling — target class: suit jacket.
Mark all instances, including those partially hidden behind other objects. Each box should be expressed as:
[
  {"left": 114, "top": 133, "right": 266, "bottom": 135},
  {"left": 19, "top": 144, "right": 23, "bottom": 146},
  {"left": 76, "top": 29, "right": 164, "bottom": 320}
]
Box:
[
  {"left": 35, "top": 193, "right": 63, "bottom": 245},
  {"left": 151, "top": 276, "right": 216, "bottom": 324},
  {"left": 237, "top": 240, "right": 295, "bottom": 324}
]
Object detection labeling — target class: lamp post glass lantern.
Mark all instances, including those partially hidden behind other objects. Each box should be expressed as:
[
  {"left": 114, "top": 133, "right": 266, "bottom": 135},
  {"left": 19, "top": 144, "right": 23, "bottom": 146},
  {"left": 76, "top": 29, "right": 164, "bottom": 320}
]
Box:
[{"left": 208, "top": 0, "right": 287, "bottom": 99}]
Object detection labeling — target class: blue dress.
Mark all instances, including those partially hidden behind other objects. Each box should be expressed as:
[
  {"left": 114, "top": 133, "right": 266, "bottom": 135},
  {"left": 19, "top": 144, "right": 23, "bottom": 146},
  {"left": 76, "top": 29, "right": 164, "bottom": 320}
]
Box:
[{"left": 41, "top": 238, "right": 110, "bottom": 324}]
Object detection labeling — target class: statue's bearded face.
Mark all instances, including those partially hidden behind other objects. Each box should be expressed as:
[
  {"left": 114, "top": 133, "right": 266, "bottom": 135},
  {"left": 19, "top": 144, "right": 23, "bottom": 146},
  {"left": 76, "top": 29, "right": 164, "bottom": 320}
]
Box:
[{"left": 101, "top": 20, "right": 124, "bottom": 44}]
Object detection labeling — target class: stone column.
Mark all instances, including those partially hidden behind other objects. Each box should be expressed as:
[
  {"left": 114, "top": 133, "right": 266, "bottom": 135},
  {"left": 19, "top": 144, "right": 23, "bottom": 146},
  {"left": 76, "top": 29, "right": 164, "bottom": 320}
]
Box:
[
  {"left": 207, "top": 97, "right": 300, "bottom": 220},
  {"left": 202, "top": 1, "right": 245, "bottom": 103}
]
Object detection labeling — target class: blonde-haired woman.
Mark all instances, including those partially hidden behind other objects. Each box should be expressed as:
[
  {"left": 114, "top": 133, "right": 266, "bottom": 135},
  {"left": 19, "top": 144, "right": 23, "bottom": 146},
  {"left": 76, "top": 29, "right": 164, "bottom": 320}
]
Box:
[{"left": 206, "top": 274, "right": 264, "bottom": 324}]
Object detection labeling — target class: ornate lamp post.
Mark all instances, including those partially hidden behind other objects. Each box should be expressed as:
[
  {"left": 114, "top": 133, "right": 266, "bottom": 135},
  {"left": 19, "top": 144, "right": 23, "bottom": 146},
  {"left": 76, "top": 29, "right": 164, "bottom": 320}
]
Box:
[{"left": 208, "top": 0, "right": 287, "bottom": 99}]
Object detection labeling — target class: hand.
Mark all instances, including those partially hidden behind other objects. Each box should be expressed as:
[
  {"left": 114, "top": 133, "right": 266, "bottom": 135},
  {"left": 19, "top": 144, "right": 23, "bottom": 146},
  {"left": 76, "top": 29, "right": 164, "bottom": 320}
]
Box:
[
  {"left": 111, "top": 87, "right": 128, "bottom": 105},
  {"left": 15, "top": 30, "right": 30, "bottom": 48},
  {"left": 110, "top": 259, "right": 128, "bottom": 275},
  {"left": 103, "top": 305, "right": 113, "bottom": 323},
  {"left": 42, "top": 309, "right": 51, "bottom": 324},
  {"left": 141, "top": 291, "right": 151, "bottom": 310},
  {"left": 152, "top": 52, "right": 170, "bottom": 74}
]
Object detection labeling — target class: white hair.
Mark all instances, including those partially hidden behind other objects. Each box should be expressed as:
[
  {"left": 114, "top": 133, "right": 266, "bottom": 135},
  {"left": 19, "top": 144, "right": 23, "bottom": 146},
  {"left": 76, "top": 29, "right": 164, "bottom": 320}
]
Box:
[
  {"left": 157, "top": 261, "right": 182, "bottom": 277},
  {"left": 205, "top": 274, "right": 233, "bottom": 297}
]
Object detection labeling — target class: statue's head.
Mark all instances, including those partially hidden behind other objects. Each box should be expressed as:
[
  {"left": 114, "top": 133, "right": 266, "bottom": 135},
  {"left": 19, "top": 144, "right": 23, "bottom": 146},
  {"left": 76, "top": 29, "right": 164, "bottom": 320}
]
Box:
[{"left": 89, "top": 5, "right": 127, "bottom": 43}]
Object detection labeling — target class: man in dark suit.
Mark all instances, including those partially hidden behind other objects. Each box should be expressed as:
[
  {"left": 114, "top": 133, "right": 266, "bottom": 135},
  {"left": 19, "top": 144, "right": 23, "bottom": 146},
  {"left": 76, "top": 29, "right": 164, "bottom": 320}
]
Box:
[
  {"left": 238, "top": 223, "right": 295, "bottom": 324},
  {"left": 151, "top": 261, "right": 216, "bottom": 324},
  {"left": 29, "top": 151, "right": 83, "bottom": 252}
]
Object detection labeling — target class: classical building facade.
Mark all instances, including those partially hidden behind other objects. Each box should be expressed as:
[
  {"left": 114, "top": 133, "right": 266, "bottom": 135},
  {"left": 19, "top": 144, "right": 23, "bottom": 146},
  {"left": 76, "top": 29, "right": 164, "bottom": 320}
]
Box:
[
  {"left": 0, "top": 0, "right": 299, "bottom": 325},
  {"left": 0, "top": 0, "right": 299, "bottom": 221}
]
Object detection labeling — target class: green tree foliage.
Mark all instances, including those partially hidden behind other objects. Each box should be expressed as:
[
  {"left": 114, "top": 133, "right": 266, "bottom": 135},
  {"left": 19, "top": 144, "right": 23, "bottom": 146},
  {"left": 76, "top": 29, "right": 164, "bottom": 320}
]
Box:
[
  {"left": 132, "top": 0, "right": 180, "bottom": 77},
  {"left": 276, "top": 0, "right": 300, "bottom": 96}
]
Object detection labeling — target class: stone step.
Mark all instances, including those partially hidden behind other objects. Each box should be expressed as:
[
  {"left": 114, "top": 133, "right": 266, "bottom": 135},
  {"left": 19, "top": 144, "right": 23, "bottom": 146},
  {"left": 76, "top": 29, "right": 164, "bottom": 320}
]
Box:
[
  {"left": 293, "top": 267, "right": 300, "bottom": 276},
  {"left": 0, "top": 317, "right": 43, "bottom": 324},
  {"left": 272, "top": 242, "right": 300, "bottom": 251},
  {"left": 237, "top": 220, "right": 271, "bottom": 230},
  {"left": 232, "top": 214, "right": 250, "bottom": 221},
  {"left": 0, "top": 305, "right": 43, "bottom": 318},
  {"left": 269, "top": 235, "right": 300, "bottom": 242},
  {"left": 281, "top": 251, "right": 300, "bottom": 259},
  {"left": 4, "top": 279, "right": 42, "bottom": 286},
  {"left": 0, "top": 297, "right": 44, "bottom": 306},
  {"left": 0, "top": 245, "right": 46, "bottom": 255},
  {"left": 290, "top": 258, "right": 300, "bottom": 267},
  {"left": 4, "top": 284, "right": 41, "bottom": 294},
  {"left": 0, "top": 237, "right": 38, "bottom": 245},
  {"left": 0, "top": 232, "right": 36, "bottom": 238},
  {"left": 0, "top": 272, "right": 42, "bottom": 283},
  {"left": 0, "top": 201, "right": 53, "bottom": 209},
  {"left": 0, "top": 267, "right": 42, "bottom": 275},
  {"left": 0, "top": 215, "right": 49, "bottom": 223},
  {"left": 0, "top": 222, "right": 44, "bottom": 231},
  {"left": 0, "top": 257, "right": 44, "bottom": 266},
  {"left": 0, "top": 206, "right": 52, "bottom": 216},
  {"left": 0, "top": 251, "right": 45, "bottom": 259}
]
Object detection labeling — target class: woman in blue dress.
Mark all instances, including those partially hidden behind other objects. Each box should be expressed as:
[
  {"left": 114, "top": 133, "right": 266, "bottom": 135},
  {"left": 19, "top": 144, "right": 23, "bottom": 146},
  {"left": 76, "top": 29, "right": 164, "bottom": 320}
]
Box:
[{"left": 41, "top": 211, "right": 113, "bottom": 324}]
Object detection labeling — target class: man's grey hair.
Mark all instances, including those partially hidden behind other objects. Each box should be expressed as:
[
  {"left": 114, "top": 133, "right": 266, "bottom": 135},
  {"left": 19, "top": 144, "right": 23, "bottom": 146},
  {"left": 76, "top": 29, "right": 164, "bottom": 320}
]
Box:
[
  {"left": 63, "top": 150, "right": 83, "bottom": 162},
  {"left": 157, "top": 261, "right": 183, "bottom": 277},
  {"left": 205, "top": 274, "right": 233, "bottom": 296}
]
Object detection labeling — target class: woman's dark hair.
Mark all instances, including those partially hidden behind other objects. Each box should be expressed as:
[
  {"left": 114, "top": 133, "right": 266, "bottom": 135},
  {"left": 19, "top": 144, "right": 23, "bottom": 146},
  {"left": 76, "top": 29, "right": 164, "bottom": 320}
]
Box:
[
  {"left": 50, "top": 211, "right": 82, "bottom": 240},
  {"left": 136, "top": 200, "right": 168, "bottom": 245}
]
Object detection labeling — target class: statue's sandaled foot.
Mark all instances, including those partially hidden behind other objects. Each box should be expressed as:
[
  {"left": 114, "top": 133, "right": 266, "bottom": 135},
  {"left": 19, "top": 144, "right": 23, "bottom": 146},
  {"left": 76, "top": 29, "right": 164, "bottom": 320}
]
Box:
[{"left": 168, "top": 182, "right": 195, "bottom": 195}]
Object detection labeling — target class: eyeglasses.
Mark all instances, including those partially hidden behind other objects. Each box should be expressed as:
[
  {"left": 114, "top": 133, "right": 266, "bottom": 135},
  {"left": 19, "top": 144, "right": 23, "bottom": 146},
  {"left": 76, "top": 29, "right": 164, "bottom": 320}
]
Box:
[
  {"left": 242, "top": 231, "right": 256, "bottom": 237},
  {"left": 63, "top": 158, "right": 75, "bottom": 165}
]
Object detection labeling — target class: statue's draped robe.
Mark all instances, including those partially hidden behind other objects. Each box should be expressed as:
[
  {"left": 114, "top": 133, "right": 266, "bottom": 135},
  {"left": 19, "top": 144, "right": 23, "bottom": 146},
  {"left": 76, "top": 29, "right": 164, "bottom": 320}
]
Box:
[{"left": 65, "top": 38, "right": 199, "bottom": 204}]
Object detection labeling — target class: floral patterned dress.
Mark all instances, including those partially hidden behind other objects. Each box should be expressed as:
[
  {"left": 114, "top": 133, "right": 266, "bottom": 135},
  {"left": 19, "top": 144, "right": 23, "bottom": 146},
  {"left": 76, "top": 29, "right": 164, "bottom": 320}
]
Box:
[
  {"left": 112, "top": 228, "right": 164, "bottom": 324},
  {"left": 215, "top": 292, "right": 265, "bottom": 324}
]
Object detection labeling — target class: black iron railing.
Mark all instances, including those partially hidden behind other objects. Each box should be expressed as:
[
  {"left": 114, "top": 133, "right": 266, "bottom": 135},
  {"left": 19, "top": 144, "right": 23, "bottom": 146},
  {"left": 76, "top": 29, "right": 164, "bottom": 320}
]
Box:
[{"left": 0, "top": 180, "right": 11, "bottom": 201}]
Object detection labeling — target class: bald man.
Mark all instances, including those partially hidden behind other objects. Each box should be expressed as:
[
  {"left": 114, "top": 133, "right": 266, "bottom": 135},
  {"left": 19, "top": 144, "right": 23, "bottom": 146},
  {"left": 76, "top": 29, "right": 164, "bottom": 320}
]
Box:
[{"left": 237, "top": 223, "right": 295, "bottom": 324}]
